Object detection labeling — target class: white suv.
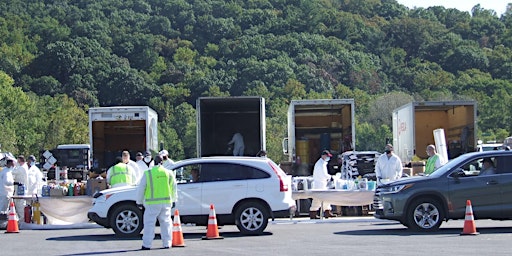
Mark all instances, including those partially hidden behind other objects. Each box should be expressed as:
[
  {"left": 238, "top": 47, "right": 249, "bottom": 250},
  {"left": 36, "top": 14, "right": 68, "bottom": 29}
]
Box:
[{"left": 88, "top": 157, "right": 296, "bottom": 237}]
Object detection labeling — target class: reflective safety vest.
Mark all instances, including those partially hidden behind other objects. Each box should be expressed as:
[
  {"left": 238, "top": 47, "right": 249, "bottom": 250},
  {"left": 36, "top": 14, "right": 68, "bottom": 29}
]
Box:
[
  {"left": 110, "top": 163, "right": 132, "bottom": 186},
  {"left": 425, "top": 154, "right": 439, "bottom": 175},
  {"left": 144, "top": 166, "right": 175, "bottom": 205}
]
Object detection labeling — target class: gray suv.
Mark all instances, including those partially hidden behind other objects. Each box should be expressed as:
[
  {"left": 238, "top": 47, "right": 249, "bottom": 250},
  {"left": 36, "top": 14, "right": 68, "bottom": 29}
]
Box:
[{"left": 373, "top": 149, "right": 512, "bottom": 231}]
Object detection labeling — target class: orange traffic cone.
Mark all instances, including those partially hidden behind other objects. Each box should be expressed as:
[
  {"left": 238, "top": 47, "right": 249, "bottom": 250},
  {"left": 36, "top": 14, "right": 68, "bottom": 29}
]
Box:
[
  {"left": 202, "top": 204, "right": 223, "bottom": 240},
  {"left": 5, "top": 199, "right": 19, "bottom": 234},
  {"left": 461, "top": 200, "right": 479, "bottom": 235},
  {"left": 172, "top": 209, "right": 185, "bottom": 247}
]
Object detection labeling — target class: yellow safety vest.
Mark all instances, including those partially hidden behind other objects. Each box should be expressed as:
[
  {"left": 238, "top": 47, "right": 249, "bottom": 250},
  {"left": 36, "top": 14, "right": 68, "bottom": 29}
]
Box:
[
  {"left": 425, "top": 154, "right": 439, "bottom": 175},
  {"left": 110, "top": 163, "right": 132, "bottom": 186},
  {"left": 144, "top": 166, "right": 175, "bottom": 205}
]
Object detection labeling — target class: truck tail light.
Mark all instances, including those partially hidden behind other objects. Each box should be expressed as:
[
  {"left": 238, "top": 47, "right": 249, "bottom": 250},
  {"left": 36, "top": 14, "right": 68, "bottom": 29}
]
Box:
[{"left": 268, "top": 161, "right": 288, "bottom": 192}]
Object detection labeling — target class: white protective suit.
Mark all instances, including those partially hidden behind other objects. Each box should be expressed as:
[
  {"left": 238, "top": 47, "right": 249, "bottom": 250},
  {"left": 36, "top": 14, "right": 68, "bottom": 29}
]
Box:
[
  {"left": 136, "top": 165, "right": 178, "bottom": 249},
  {"left": 309, "top": 157, "right": 333, "bottom": 211},
  {"left": 26, "top": 164, "right": 43, "bottom": 196},
  {"left": 375, "top": 153, "right": 403, "bottom": 185},
  {"left": 135, "top": 159, "right": 154, "bottom": 182},
  {"left": 228, "top": 133, "right": 245, "bottom": 156},
  {"left": 12, "top": 162, "right": 28, "bottom": 220},
  {"left": 0, "top": 165, "right": 15, "bottom": 213}
]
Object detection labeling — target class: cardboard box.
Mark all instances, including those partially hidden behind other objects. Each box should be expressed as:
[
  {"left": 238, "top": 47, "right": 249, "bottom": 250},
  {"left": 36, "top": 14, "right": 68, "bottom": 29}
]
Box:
[
  {"left": 402, "top": 168, "right": 413, "bottom": 177},
  {"left": 86, "top": 179, "right": 108, "bottom": 196},
  {"left": 412, "top": 161, "right": 425, "bottom": 175}
]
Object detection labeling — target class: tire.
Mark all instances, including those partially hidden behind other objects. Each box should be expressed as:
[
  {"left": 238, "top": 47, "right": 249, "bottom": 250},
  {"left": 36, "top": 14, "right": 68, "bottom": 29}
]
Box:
[
  {"left": 406, "top": 198, "right": 444, "bottom": 232},
  {"left": 109, "top": 203, "right": 143, "bottom": 237},
  {"left": 235, "top": 202, "right": 269, "bottom": 235}
]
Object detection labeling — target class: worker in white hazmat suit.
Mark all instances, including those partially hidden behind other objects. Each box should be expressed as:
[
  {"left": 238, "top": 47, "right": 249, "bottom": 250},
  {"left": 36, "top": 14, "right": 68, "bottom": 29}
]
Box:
[
  {"left": 309, "top": 150, "right": 337, "bottom": 219},
  {"left": 12, "top": 155, "right": 28, "bottom": 221},
  {"left": 0, "top": 159, "right": 15, "bottom": 213},
  {"left": 228, "top": 132, "right": 245, "bottom": 156},
  {"left": 26, "top": 155, "right": 43, "bottom": 196},
  {"left": 136, "top": 155, "right": 177, "bottom": 250},
  {"left": 375, "top": 144, "right": 403, "bottom": 185}
]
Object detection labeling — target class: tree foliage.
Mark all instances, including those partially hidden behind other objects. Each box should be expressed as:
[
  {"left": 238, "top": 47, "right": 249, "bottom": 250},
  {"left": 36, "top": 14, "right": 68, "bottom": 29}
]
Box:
[{"left": 1, "top": 0, "right": 512, "bottom": 158}]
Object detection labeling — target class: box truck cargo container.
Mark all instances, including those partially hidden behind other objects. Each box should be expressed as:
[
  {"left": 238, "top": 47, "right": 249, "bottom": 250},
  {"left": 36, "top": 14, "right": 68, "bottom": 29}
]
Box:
[
  {"left": 196, "top": 96, "right": 266, "bottom": 157},
  {"left": 392, "top": 101, "right": 477, "bottom": 164},
  {"left": 89, "top": 106, "right": 158, "bottom": 170},
  {"left": 282, "top": 99, "right": 355, "bottom": 176}
]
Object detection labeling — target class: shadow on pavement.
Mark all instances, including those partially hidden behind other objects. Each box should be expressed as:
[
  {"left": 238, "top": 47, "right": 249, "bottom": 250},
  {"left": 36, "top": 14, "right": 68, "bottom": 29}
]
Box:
[
  {"left": 334, "top": 226, "right": 512, "bottom": 236},
  {"left": 46, "top": 231, "right": 273, "bottom": 242}
]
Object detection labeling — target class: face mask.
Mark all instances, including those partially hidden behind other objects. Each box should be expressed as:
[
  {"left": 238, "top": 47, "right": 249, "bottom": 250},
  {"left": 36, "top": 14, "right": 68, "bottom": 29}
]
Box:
[
  {"left": 144, "top": 156, "right": 151, "bottom": 162},
  {"left": 385, "top": 150, "right": 391, "bottom": 154},
  {"left": 325, "top": 157, "right": 331, "bottom": 161}
]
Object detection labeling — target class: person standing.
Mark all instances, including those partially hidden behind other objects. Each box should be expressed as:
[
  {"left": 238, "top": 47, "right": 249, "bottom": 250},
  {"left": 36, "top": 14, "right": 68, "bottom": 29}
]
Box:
[
  {"left": 228, "top": 132, "right": 245, "bottom": 156},
  {"left": 136, "top": 155, "right": 177, "bottom": 250},
  {"left": 375, "top": 144, "right": 403, "bottom": 185},
  {"left": 26, "top": 155, "right": 43, "bottom": 196},
  {"left": 159, "top": 150, "right": 174, "bottom": 171},
  {"left": 309, "top": 150, "right": 336, "bottom": 219},
  {"left": 143, "top": 151, "right": 155, "bottom": 168},
  {"left": 424, "top": 144, "right": 446, "bottom": 175},
  {"left": 106, "top": 155, "right": 137, "bottom": 188},
  {"left": 12, "top": 155, "right": 28, "bottom": 220},
  {"left": 0, "top": 159, "right": 15, "bottom": 213}
]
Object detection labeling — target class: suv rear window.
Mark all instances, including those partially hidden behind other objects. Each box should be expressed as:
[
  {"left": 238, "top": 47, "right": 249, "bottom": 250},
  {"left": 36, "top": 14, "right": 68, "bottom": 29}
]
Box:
[{"left": 179, "top": 163, "right": 270, "bottom": 182}]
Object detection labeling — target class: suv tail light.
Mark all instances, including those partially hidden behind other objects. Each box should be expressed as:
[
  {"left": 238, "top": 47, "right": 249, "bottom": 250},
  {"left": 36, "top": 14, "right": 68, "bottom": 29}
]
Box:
[{"left": 268, "top": 161, "right": 289, "bottom": 192}]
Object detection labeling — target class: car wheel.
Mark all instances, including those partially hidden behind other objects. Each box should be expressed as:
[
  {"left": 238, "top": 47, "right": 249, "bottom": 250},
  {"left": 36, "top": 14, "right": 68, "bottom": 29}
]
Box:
[
  {"left": 406, "top": 198, "right": 444, "bottom": 232},
  {"left": 235, "top": 202, "right": 269, "bottom": 235},
  {"left": 109, "top": 203, "right": 143, "bottom": 237}
]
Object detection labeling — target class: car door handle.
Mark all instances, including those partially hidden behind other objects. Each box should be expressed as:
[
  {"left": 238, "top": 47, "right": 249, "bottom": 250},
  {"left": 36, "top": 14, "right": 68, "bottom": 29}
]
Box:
[{"left": 487, "top": 180, "right": 499, "bottom": 185}]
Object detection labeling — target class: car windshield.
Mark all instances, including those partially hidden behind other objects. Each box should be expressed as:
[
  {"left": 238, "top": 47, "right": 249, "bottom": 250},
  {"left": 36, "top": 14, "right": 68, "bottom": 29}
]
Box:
[{"left": 425, "top": 156, "right": 462, "bottom": 177}]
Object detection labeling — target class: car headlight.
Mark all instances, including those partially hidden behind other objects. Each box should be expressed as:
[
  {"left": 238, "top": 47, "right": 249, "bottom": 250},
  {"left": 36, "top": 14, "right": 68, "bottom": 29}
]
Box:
[{"left": 380, "top": 184, "right": 413, "bottom": 194}]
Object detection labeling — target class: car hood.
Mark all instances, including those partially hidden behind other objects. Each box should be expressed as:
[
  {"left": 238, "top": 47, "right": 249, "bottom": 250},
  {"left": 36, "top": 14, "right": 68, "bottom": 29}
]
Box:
[
  {"left": 380, "top": 175, "right": 430, "bottom": 187},
  {"left": 100, "top": 185, "right": 137, "bottom": 194}
]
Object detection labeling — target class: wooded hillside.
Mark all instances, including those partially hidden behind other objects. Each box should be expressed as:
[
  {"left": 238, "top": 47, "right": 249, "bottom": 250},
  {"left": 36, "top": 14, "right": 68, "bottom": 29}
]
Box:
[{"left": 1, "top": 0, "right": 511, "bottom": 160}]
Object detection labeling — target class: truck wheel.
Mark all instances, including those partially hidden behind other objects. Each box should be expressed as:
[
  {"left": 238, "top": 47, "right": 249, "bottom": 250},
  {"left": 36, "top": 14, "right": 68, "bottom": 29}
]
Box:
[
  {"left": 235, "top": 202, "right": 269, "bottom": 235},
  {"left": 406, "top": 198, "right": 444, "bottom": 232},
  {"left": 109, "top": 203, "right": 143, "bottom": 237}
]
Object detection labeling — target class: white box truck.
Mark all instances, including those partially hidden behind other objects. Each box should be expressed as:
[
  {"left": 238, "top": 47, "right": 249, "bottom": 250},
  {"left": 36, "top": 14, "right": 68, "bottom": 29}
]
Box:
[
  {"left": 282, "top": 99, "right": 355, "bottom": 176},
  {"left": 392, "top": 101, "right": 477, "bottom": 164},
  {"left": 196, "top": 96, "right": 266, "bottom": 157},
  {"left": 89, "top": 106, "right": 158, "bottom": 170}
]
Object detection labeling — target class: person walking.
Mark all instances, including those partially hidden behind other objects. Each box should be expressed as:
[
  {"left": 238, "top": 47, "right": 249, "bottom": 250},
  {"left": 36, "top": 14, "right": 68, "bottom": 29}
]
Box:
[
  {"left": 424, "top": 144, "right": 446, "bottom": 175},
  {"left": 0, "top": 159, "right": 15, "bottom": 213},
  {"left": 375, "top": 144, "right": 403, "bottom": 185},
  {"left": 12, "top": 155, "right": 28, "bottom": 221},
  {"left": 136, "top": 155, "right": 178, "bottom": 250},
  {"left": 106, "top": 154, "right": 137, "bottom": 188},
  {"left": 309, "top": 150, "right": 336, "bottom": 219}
]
